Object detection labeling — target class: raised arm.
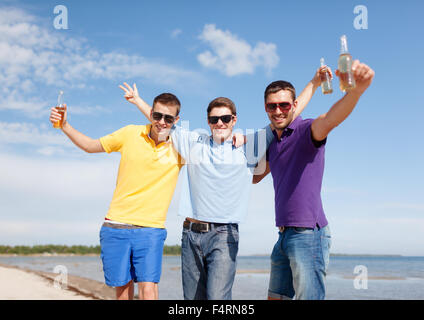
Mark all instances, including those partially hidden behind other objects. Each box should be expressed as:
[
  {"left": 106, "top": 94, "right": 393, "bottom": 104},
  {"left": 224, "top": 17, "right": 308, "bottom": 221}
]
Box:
[
  {"left": 120, "top": 82, "right": 248, "bottom": 149},
  {"left": 49, "top": 105, "right": 104, "bottom": 153},
  {"left": 311, "top": 60, "right": 374, "bottom": 142},
  {"left": 294, "top": 66, "right": 333, "bottom": 118},
  {"left": 119, "top": 82, "right": 152, "bottom": 121}
]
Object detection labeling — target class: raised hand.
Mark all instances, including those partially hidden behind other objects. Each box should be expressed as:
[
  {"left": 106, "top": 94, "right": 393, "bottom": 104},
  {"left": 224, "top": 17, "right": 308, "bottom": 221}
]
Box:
[
  {"left": 50, "top": 104, "right": 67, "bottom": 128},
  {"left": 232, "top": 132, "right": 247, "bottom": 148},
  {"left": 312, "top": 65, "right": 333, "bottom": 87},
  {"left": 119, "top": 82, "right": 140, "bottom": 105},
  {"left": 335, "top": 60, "right": 375, "bottom": 94}
]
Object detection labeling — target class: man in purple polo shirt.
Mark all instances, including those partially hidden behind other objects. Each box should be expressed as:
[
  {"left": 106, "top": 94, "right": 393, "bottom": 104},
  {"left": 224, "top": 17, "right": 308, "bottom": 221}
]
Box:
[{"left": 253, "top": 59, "right": 375, "bottom": 300}]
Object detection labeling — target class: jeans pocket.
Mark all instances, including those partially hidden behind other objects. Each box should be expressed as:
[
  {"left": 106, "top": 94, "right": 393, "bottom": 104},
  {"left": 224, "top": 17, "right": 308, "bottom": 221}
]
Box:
[
  {"left": 292, "top": 227, "right": 314, "bottom": 234},
  {"left": 320, "top": 226, "right": 331, "bottom": 272},
  {"left": 181, "top": 229, "right": 189, "bottom": 247},
  {"left": 320, "top": 226, "right": 332, "bottom": 246},
  {"left": 215, "top": 225, "right": 239, "bottom": 243}
]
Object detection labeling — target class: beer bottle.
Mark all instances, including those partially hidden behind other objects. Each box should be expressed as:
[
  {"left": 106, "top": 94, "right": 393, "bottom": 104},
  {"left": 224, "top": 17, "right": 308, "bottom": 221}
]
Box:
[
  {"left": 338, "top": 35, "right": 356, "bottom": 92},
  {"left": 320, "top": 57, "right": 333, "bottom": 94},
  {"left": 53, "top": 91, "right": 65, "bottom": 128}
]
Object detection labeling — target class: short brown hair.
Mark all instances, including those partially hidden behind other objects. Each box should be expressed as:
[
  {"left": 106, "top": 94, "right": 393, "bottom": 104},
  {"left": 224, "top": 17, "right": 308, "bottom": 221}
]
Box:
[
  {"left": 207, "top": 97, "right": 237, "bottom": 115},
  {"left": 153, "top": 93, "right": 181, "bottom": 116},
  {"left": 264, "top": 81, "right": 296, "bottom": 102}
]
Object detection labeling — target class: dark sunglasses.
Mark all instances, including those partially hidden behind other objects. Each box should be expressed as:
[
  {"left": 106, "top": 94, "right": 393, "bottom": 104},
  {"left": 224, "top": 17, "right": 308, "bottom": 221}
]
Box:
[
  {"left": 208, "top": 114, "right": 234, "bottom": 124},
  {"left": 265, "top": 102, "right": 293, "bottom": 112},
  {"left": 152, "top": 111, "right": 176, "bottom": 124}
]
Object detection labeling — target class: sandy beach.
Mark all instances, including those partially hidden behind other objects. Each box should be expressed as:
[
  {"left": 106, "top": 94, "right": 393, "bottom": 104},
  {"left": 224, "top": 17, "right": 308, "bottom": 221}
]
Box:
[{"left": 0, "top": 263, "right": 114, "bottom": 300}]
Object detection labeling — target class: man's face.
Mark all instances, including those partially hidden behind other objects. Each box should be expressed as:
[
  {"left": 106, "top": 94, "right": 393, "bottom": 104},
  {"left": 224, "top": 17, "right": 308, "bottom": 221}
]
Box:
[
  {"left": 265, "top": 90, "right": 297, "bottom": 131},
  {"left": 150, "top": 102, "right": 179, "bottom": 141},
  {"left": 208, "top": 106, "right": 237, "bottom": 142}
]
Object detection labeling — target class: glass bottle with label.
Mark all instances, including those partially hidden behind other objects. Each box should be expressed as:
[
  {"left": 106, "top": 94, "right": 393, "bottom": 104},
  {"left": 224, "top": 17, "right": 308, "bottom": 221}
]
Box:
[
  {"left": 320, "top": 57, "right": 333, "bottom": 94},
  {"left": 53, "top": 91, "right": 65, "bottom": 128},
  {"left": 338, "top": 35, "right": 356, "bottom": 92}
]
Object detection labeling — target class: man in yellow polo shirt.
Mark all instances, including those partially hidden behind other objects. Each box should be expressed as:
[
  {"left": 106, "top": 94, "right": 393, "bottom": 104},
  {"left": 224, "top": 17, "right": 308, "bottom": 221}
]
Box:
[{"left": 49, "top": 93, "right": 183, "bottom": 300}]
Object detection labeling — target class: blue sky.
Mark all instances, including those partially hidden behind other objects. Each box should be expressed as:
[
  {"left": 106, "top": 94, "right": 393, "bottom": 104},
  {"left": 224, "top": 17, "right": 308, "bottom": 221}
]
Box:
[{"left": 1, "top": 0, "right": 423, "bottom": 256}]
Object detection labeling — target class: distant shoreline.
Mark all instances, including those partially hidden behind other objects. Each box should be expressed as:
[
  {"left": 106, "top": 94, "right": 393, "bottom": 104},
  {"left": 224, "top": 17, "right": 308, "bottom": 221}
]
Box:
[
  {"left": 1, "top": 245, "right": 419, "bottom": 257},
  {"left": 238, "top": 253, "right": 406, "bottom": 257},
  {"left": 0, "top": 244, "right": 181, "bottom": 256},
  {"left": 0, "top": 253, "right": 179, "bottom": 257},
  {"left": 0, "top": 253, "right": 417, "bottom": 258}
]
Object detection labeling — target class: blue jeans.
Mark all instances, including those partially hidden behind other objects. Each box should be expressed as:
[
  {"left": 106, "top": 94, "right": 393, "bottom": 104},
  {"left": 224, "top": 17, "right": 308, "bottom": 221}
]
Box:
[
  {"left": 181, "top": 223, "right": 239, "bottom": 300},
  {"left": 268, "top": 225, "right": 331, "bottom": 300}
]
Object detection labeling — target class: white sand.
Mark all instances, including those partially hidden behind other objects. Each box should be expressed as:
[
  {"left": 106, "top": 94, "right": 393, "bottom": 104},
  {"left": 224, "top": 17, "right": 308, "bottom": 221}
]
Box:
[{"left": 0, "top": 265, "right": 93, "bottom": 300}]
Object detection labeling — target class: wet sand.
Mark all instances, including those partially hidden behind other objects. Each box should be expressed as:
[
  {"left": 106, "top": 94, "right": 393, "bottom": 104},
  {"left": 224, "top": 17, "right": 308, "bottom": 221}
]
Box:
[{"left": 0, "top": 263, "right": 115, "bottom": 300}]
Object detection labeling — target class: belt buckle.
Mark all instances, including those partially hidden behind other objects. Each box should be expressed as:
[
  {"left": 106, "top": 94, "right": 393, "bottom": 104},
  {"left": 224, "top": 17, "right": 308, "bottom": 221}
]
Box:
[{"left": 198, "top": 222, "right": 209, "bottom": 232}]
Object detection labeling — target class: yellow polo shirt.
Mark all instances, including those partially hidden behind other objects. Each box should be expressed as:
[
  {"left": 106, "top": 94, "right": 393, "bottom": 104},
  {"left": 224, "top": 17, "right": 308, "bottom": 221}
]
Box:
[{"left": 100, "top": 124, "right": 183, "bottom": 228}]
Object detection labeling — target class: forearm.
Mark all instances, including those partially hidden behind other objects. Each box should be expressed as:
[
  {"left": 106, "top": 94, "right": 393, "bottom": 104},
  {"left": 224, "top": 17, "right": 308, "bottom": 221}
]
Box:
[
  {"left": 133, "top": 97, "right": 153, "bottom": 120},
  {"left": 294, "top": 80, "right": 320, "bottom": 118},
  {"left": 324, "top": 90, "right": 362, "bottom": 129},
  {"left": 252, "top": 158, "right": 270, "bottom": 184},
  {"left": 62, "top": 122, "right": 102, "bottom": 153},
  {"left": 312, "top": 90, "right": 362, "bottom": 141}
]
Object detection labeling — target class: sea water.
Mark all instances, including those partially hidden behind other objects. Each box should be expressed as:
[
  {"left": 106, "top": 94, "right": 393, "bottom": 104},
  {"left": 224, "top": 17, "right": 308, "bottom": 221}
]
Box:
[{"left": 1, "top": 255, "right": 423, "bottom": 300}]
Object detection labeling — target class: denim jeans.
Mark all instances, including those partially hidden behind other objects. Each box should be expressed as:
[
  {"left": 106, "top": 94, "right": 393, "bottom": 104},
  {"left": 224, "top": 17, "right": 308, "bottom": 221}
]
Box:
[
  {"left": 268, "top": 225, "right": 331, "bottom": 300},
  {"left": 181, "top": 222, "right": 239, "bottom": 300}
]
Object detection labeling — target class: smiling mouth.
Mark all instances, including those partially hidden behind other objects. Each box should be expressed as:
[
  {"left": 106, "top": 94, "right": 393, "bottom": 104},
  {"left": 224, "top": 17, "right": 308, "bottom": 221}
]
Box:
[
  {"left": 272, "top": 115, "right": 287, "bottom": 122},
  {"left": 155, "top": 124, "right": 168, "bottom": 130}
]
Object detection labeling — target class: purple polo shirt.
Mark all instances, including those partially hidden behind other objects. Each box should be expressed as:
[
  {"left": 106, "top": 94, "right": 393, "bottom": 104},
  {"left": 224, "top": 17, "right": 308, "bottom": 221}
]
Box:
[{"left": 267, "top": 116, "right": 328, "bottom": 229}]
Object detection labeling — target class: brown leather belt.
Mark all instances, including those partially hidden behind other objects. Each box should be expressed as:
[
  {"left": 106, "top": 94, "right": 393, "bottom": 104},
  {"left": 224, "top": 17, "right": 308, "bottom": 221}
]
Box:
[
  {"left": 278, "top": 226, "right": 315, "bottom": 233},
  {"left": 183, "top": 219, "right": 231, "bottom": 233},
  {"left": 103, "top": 222, "right": 145, "bottom": 229}
]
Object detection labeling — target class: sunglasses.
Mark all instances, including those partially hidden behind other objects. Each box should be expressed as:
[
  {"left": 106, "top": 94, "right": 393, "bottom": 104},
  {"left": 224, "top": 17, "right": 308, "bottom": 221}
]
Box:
[
  {"left": 265, "top": 102, "right": 293, "bottom": 112},
  {"left": 152, "top": 111, "right": 176, "bottom": 124},
  {"left": 208, "top": 114, "right": 234, "bottom": 124}
]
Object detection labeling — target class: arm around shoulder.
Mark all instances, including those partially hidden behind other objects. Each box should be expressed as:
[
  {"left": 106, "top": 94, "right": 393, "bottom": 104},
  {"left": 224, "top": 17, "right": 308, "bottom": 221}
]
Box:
[{"left": 252, "top": 157, "right": 271, "bottom": 184}]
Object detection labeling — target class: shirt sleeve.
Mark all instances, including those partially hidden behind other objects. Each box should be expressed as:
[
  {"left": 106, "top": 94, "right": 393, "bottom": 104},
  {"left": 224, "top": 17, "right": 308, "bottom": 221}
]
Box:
[
  {"left": 170, "top": 125, "right": 200, "bottom": 160},
  {"left": 99, "top": 125, "right": 130, "bottom": 153},
  {"left": 244, "top": 125, "right": 275, "bottom": 166},
  {"left": 304, "top": 120, "right": 327, "bottom": 151}
]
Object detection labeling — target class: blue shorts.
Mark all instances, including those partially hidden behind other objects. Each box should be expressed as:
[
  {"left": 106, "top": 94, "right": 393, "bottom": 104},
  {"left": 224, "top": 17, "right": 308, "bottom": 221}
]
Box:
[{"left": 99, "top": 224, "right": 167, "bottom": 287}]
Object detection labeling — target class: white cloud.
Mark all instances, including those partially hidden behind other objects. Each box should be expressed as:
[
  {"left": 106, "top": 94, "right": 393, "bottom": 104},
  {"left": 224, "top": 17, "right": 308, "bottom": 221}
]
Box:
[
  {"left": 68, "top": 105, "right": 110, "bottom": 116},
  {"left": 171, "top": 28, "right": 182, "bottom": 39},
  {"left": 0, "top": 122, "right": 71, "bottom": 147},
  {"left": 0, "top": 219, "right": 104, "bottom": 246},
  {"left": 197, "top": 24, "right": 279, "bottom": 76},
  {"left": 0, "top": 7, "right": 203, "bottom": 117},
  {"left": 0, "top": 152, "right": 117, "bottom": 201},
  {"left": 329, "top": 217, "right": 424, "bottom": 256},
  {"left": 0, "top": 152, "right": 132, "bottom": 245}
]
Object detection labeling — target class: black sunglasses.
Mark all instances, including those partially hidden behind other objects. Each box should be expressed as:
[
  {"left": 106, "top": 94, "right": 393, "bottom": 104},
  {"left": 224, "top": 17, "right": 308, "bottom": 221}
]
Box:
[
  {"left": 152, "top": 111, "right": 176, "bottom": 124},
  {"left": 208, "top": 114, "right": 234, "bottom": 124}
]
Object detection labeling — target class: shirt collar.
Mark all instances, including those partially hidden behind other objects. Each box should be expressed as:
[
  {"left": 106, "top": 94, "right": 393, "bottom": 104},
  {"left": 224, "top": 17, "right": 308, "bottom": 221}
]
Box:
[
  {"left": 273, "top": 116, "right": 302, "bottom": 141},
  {"left": 209, "top": 135, "right": 233, "bottom": 147},
  {"left": 140, "top": 124, "right": 151, "bottom": 137},
  {"left": 142, "top": 124, "right": 171, "bottom": 145}
]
